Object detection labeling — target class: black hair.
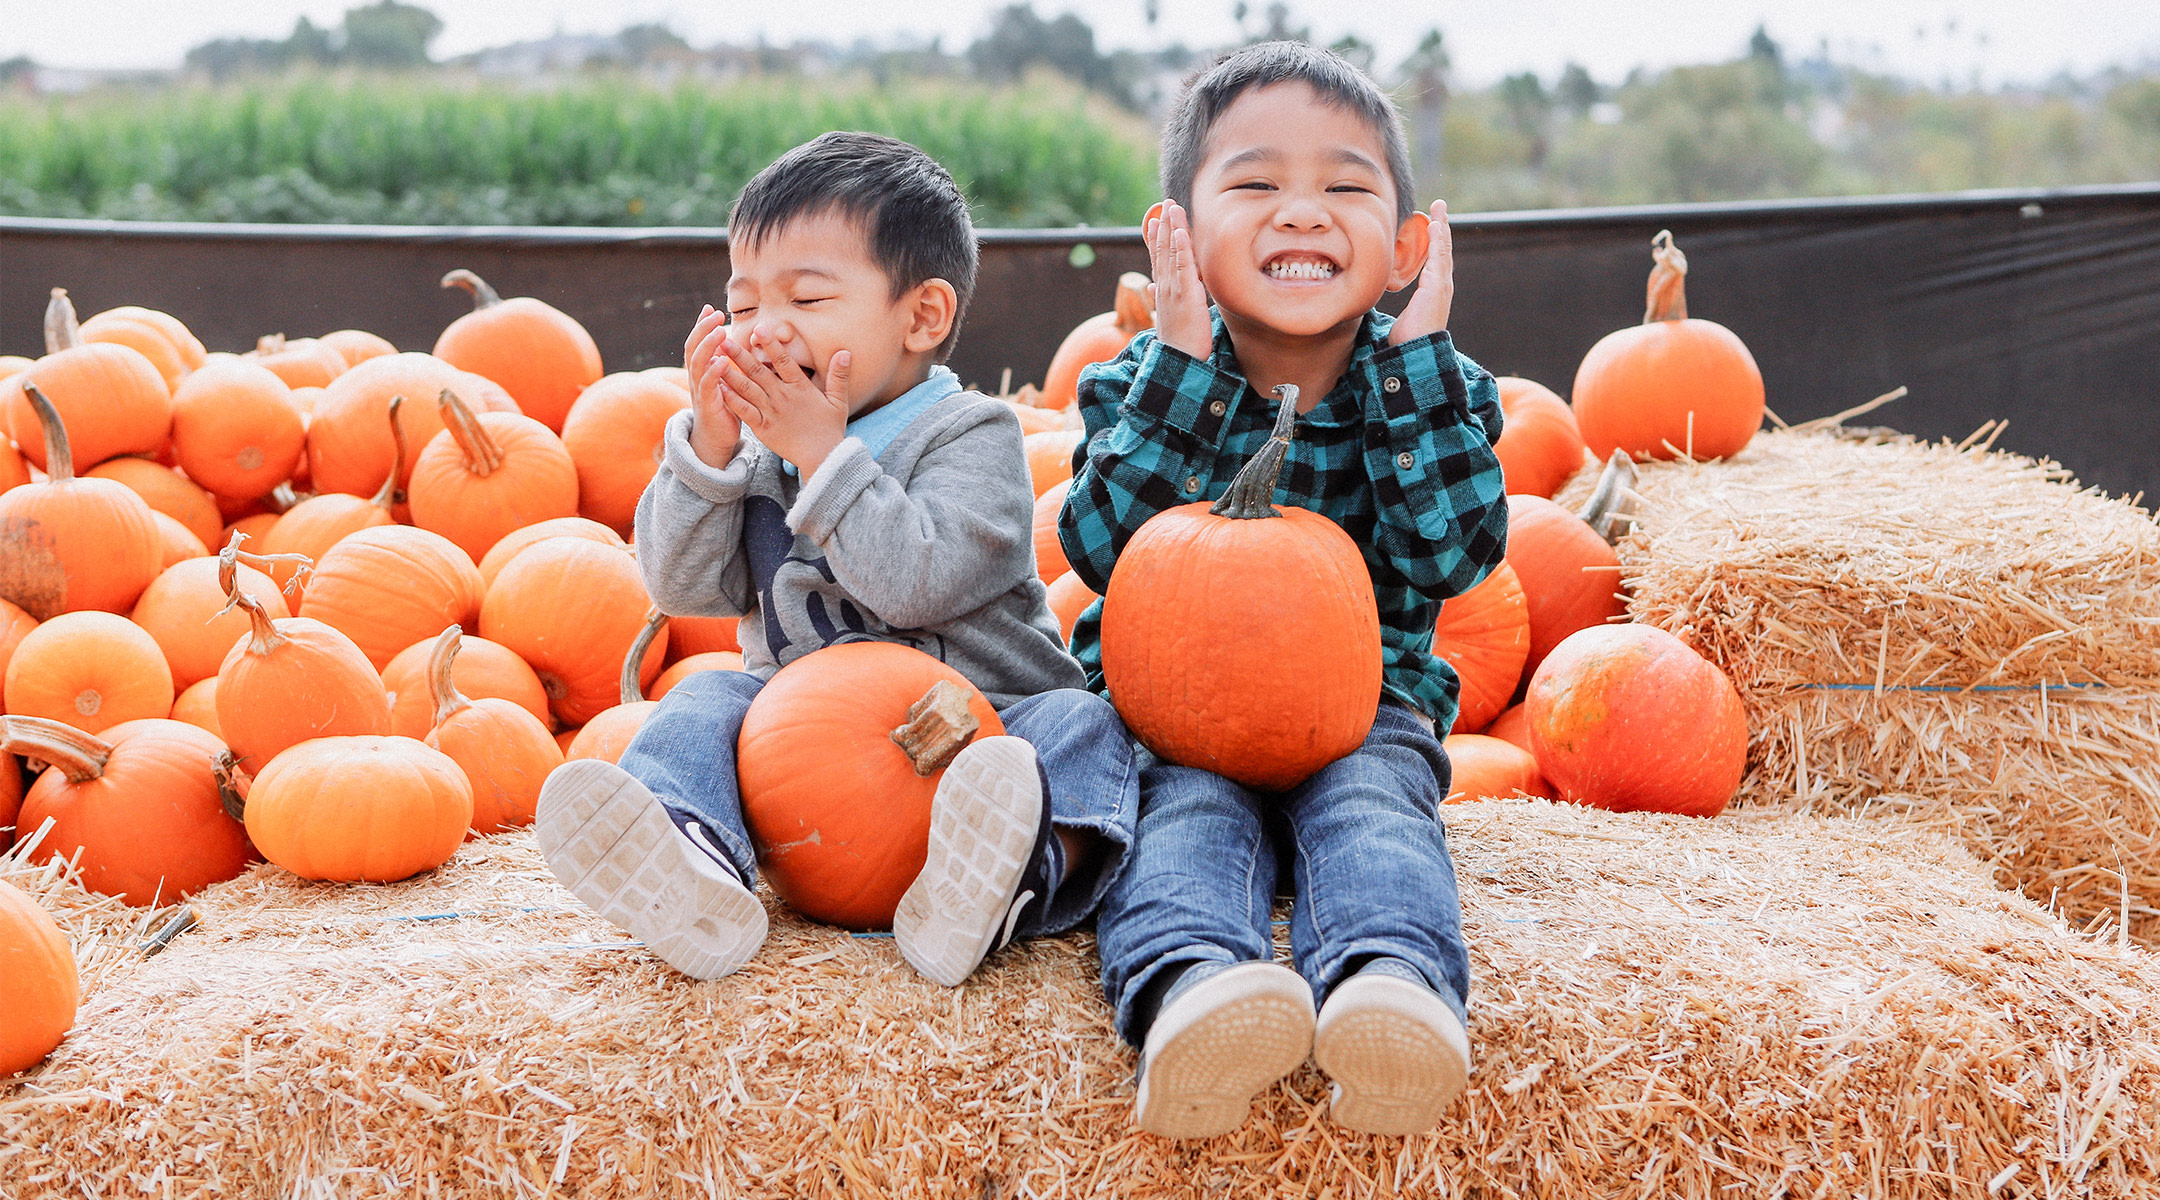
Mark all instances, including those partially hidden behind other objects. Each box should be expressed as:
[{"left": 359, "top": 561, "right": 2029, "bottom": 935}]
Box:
[
  {"left": 1160, "top": 41, "right": 1417, "bottom": 223},
  {"left": 729, "top": 131, "right": 977, "bottom": 361}
]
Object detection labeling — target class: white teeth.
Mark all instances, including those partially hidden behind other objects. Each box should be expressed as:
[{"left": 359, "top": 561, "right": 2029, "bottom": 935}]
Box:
[{"left": 1267, "top": 260, "right": 1337, "bottom": 281}]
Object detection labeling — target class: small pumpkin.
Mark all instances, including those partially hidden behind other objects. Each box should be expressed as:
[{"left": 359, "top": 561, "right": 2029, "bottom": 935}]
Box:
[
  {"left": 299, "top": 524, "right": 485, "bottom": 670},
  {"left": 1431, "top": 561, "right": 1530, "bottom": 735},
  {"left": 1525, "top": 624, "right": 1746, "bottom": 818},
  {"left": 407, "top": 388, "right": 580, "bottom": 563},
  {"left": 1100, "top": 386, "right": 1381, "bottom": 791},
  {"left": 0, "top": 597, "right": 37, "bottom": 711},
  {"left": 667, "top": 614, "right": 740, "bottom": 663},
  {"left": 1045, "top": 571, "right": 1098, "bottom": 642},
  {"left": 1024, "top": 429, "right": 1083, "bottom": 498},
  {"left": 738, "top": 641, "right": 1004, "bottom": 929},
  {"left": 0, "top": 878, "right": 78, "bottom": 1077},
  {"left": 170, "top": 677, "right": 221, "bottom": 739},
  {"left": 1033, "top": 480, "right": 1071, "bottom": 584},
  {"left": 559, "top": 371, "right": 690, "bottom": 536},
  {"left": 168, "top": 358, "right": 305, "bottom": 502},
  {"left": 247, "top": 333, "right": 347, "bottom": 390},
  {"left": 81, "top": 457, "right": 223, "bottom": 566},
  {"left": 1492, "top": 377, "right": 1590, "bottom": 499},
  {"left": 0, "top": 289, "right": 171, "bottom": 474},
  {"left": 77, "top": 312, "right": 188, "bottom": 391},
  {"left": 243, "top": 735, "right": 472, "bottom": 883},
  {"left": 1485, "top": 703, "right": 1533, "bottom": 756},
  {"left": 215, "top": 543, "right": 393, "bottom": 771},
  {"left": 150, "top": 513, "right": 208, "bottom": 568},
  {"left": 259, "top": 394, "right": 408, "bottom": 602},
  {"left": 4, "top": 612, "right": 174, "bottom": 735},
  {"left": 421, "top": 626, "right": 563, "bottom": 837},
  {"left": 306, "top": 352, "right": 470, "bottom": 497},
  {"left": 481, "top": 537, "right": 664, "bottom": 726},
  {"left": 432, "top": 270, "right": 603, "bottom": 433},
  {"left": 475, "top": 516, "right": 625, "bottom": 592},
  {"left": 650, "top": 651, "right": 745, "bottom": 699},
  {"left": 382, "top": 631, "right": 550, "bottom": 739},
  {"left": 128, "top": 551, "right": 291, "bottom": 690},
  {"left": 1505, "top": 456, "right": 1632, "bottom": 690},
  {"left": 1040, "top": 272, "right": 1153, "bottom": 410},
  {"left": 319, "top": 329, "right": 398, "bottom": 367},
  {"left": 1439, "top": 733, "right": 1548, "bottom": 803},
  {"left": 0, "top": 383, "right": 166, "bottom": 620},
  {"left": 1572, "top": 230, "right": 1764, "bottom": 462},
  {"left": 85, "top": 305, "right": 205, "bottom": 370},
  {"left": 562, "top": 609, "right": 667, "bottom": 764}
]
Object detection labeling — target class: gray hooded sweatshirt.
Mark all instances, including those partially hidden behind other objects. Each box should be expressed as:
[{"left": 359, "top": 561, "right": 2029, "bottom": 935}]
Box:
[{"left": 633, "top": 390, "right": 1086, "bottom": 709}]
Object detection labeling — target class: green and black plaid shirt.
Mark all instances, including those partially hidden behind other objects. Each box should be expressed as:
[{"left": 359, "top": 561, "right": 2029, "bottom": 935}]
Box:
[{"left": 1056, "top": 308, "right": 1509, "bottom": 735}]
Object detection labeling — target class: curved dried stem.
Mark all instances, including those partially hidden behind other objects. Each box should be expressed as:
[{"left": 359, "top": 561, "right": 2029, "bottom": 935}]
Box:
[
  {"left": 19, "top": 382, "right": 75, "bottom": 483},
  {"left": 0, "top": 715, "right": 111, "bottom": 784},
  {"left": 372, "top": 393, "right": 409, "bottom": 509},
  {"left": 889, "top": 680, "right": 981, "bottom": 776},
  {"left": 437, "top": 388, "right": 503, "bottom": 477},
  {"left": 216, "top": 533, "right": 290, "bottom": 657},
  {"left": 1208, "top": 383, "right": 1299, "bottom": 520},
  {"left": 43, "top": 287, "right": 80, "bottom": 354},
  {"left": 621, "top": 608, "right": 667, "bottom": 705},
  {"left": 1643, "top": 229, "right": 1689, "bottom": 324},
  {"left": 217, "top": 529, "right": 314, "bottom": 603},
  {"left": 255, "top": 333, "right": 287, "bottom": 356},
  {"left": 214, "top": 750, "right": 250, "bottom": 823},
  {"left": 426, "top": 624, "right": 473, "bottom": 732},
  {"left": 441, "top": 269, "right": 502, "bottom": 311},
  {"left": 1575, "top": 450, "right": 1641, "bottom": 545},
  {"left": 1114, "top": 271, "right": 1156, "bottom": 336}
]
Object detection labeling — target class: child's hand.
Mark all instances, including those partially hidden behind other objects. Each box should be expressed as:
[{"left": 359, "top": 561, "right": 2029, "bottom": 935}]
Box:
[
  {"left": 1146, "top": 200, "right": 1213, "bottom": 360},
  {"left": 684, "top": 304, "right": 742, "bottom": 467},
  {"left": 1389, "top": 200, "right": 1454, "bottom": 346},
  {"left": 713, "top": 330, "right": 852, "bottom": 480}
]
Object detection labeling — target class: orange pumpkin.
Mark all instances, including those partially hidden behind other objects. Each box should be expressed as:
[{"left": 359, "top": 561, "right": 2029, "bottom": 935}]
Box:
[
  {"left": 1033, "top": 480, "right": 1071, "bottom": 584},
  {"left": 1485, "top": 703, "right": 1533, "bottom": 756},
  {"left": 1493, "top": 377, "right": 1589, "bottom": 499},
  {"left": 0, "top": 878, "right": 78, "bottom": 1077},
  {"left": 1525, "top": 624, "right": 1747, "bottom": 817},
  {"left": 432, "top": 270, "right": 603, "bottom": 433},
  {"left": 420, "top": 627, "right": 562, "bottom": 836},
  {"left": 0, "top": 750, "right": 18, "bottom": 849},
  {"left": 475, "top": 516, "right": 625, "bottom": 592},
  {"left": 306, "top": 352, "right": 468, "bottom": 496},
  {"left": 1439, "top": 733, "right": 1548, "bottom": 803},
  {"left": 1505, "top": 494, "right": 1626, "bottom": 690},
  {"left": 168, "top": 358, "right": 305, "bottom": 502},
  {"left": 407, "top": 389, "right": 580, "bottom": 563},
  {"left": 259, "top": 395, "right": 407, "bottom": 603},
  {"left": 0, "top": 355, "right": 33, "bottom": 381},
  {"left": 1572, "top": 230, "right": 1764, "bottom": 462},
  {"left": 738, "top": 641, "right": 1004, "bottom": 929},
  {"left": 1024, "top": 429, "right": 1083, "bottom": 497},
  {"left": 559, "top": 371, "right": 690, "bottom": 536},
  {"left": 0, "top": 289, "right": 171, "bottom": 474},
  {"left": 216, "top": 550, "right": 392, "bottom": 771},
  {"left": 78, "top": 312, "right": 188, "bottom": 391},
  {"left": 82, "top": 457, "right": 222, "bottom": 565},
  {"left": 222, "top": 511, "right": 283, "bottom": 552},
  {"left": 666, "top": 614, "right": 740, "bottom": 663},
  {"left": 319, "top": 329, "right": 399, "bottom": 367},
  {"left": 1100, "top": 388, "right": 1380, "bottom": 790},
  {"left": 481, "top": 537, "right": 664, "bottom": 726},
  {"left": 650, "top": 651, "right": 745, "bottom": 699},
  {"left": 4, "top": 612, "right": 174, "bottom": 736},
  {"left": 85, "top": 305, "right": 205, "bottom": 369},
  {"left": 7, "top": 715, "right": 253, "bottom": 905},
  {"left": 1044, "top": 572, "right": 1098, "bottom": 642},
  {"left": 0, "top": 597, "right": 37, "bottom": 712},
  {"left": 170, "top": 677, "right": 221, "bottom": 739},
  {"left": 299, "top": 525, "right": 484, "bottom": 670},
  {"left": 562, "top": 609, "right": 667, "bottom": 764},
  {"left": 247, "top": 333, "right": 347, "bottom": 390},
  {"left": 243, "top": 735, "right": 472, "bottom": 883},
  {"left": 382, "top": 631, "right": 550, "bottom": 739},
  {"left": 1431, "top": 561, "right": 1530, "bottom": 735},
  {"left": 129, "top": 552, "right": 290, "bottom": 690},
  {"left": 1040, "top": 272, "right": 1153, "bottom": 410},
  {"left": 150, "top": 513, "right": 209, "bottom": 568},
  {"left": 0, "top": 434, "right": 29, "bottom": 494},
  {"left": 0, "top": 384, "right": 165, "bottom": 620}
]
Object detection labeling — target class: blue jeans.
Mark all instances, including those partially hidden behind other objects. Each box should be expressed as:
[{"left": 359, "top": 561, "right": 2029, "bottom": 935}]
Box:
[
  {"left": 617, "top": 670, "right": 1138, "bottom": 937},
  {"left": 1094, "top": 703, "right": 1470, "bottom": 1047}
]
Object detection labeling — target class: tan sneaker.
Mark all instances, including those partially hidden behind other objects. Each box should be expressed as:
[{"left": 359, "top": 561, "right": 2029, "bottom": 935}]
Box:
[
  {"left": 1134, "top": 961, "right": 1315, "bottom": 1139},
  {"left": 1312, "top": 969, "right": 1471, "bottom": 1135}
]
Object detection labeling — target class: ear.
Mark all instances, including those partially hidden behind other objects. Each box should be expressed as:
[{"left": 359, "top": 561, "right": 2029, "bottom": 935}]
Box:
[
  {"left": 901, "top": 278, "right": 960, "bottom": 355},
  {"left": 1386, "top": 209, "right": 1432, "bottom": 294}
]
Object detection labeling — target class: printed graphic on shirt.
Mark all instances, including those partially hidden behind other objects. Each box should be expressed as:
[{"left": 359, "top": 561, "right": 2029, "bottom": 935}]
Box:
[{"left": 741, "top": 494, "right": 949, "bottom": 663}]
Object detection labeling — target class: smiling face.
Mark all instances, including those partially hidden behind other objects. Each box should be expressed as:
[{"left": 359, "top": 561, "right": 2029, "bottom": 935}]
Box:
[
  {"left": 1185, "top": 81, "right": 1427, "bottom": 342},
  {"left": 723, "top": 210, "right": 954, "bottom": 413}
]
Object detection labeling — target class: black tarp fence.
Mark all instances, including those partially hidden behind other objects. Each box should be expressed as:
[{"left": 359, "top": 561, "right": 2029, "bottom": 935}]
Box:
[{"left": 4, "top": 182, "right": 2157, "bottom": 498}]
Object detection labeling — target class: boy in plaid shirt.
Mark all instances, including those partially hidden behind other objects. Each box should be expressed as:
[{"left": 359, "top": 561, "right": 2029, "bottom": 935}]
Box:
[{"left": 1059, "top": 43, "right": 1508, "bottom": 1139}]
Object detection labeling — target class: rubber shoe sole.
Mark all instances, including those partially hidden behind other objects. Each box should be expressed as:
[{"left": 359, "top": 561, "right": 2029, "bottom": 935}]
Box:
[
  {"left": 535, "top": 758, "right": 767, "bottom": 981},
  {"left": 1134, "top": 961, "right": 1315, "bottom": 1140},
  {"left": 894, "top": 736, "right": 1045, "bottom": 986},
  {"left": 1313, "top": 972, "right": 1471, "bottom": 1135}
]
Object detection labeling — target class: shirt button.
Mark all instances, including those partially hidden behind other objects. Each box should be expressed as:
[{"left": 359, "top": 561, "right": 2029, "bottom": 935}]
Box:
[
  {"left": 1397, "top": 451, "right": 1416, "bottom": 469},
  {"left": 1383, "top": 377, "right": 1402, "bottom": 393},
  {"left": 1208, "top": 400, "right": 1227, "bottom": 416},
  {"left": 1184, "top": 476, "right": 1201, "bottom": 494}
]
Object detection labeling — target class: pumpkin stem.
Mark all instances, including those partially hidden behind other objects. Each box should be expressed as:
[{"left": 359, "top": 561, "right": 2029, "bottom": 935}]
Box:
[
  {"left": 1113, "top": 271, "right": 1156, "bottom": 337},
  {"left": 216, "top": 533, "right": 292, "bottom": 655},
  {"left": 889, "top": 680, "right": 982, "bottom": 776},
  {"left": 442, "top": 269, "right": 503, "bottom": 311},
  {"left": 214, "top": 750, "right": 250, "bottom": 823},
  {"left": 256, "top": 333, "right": 288, "bottom": 356},
  {"left": 372, "top": 394, "right": 409, "bottom": 509},
  {"left": 218, "top": 528, "right": 314, "bottom": 599},
  {"left": 621, "top": 608, "right": 667, "bottom": 705},
  {"left": 1208, "top": 383, "right": 1299, "bottom": 520},
  {"left": 426, "top": 624, "right": 474, "bottom": 731},
  {"left": 1575, "top": 450, "right": 1640, "bottom": 544},
  {"left": 0, "top": 715, "right": 111, "bottom": 784},
  {"left": 437, "top": 388, "right": 504, "bottom": 477},
  {"left": 43, "top": 288, "right": 81, "bottom": 354},
  {"left": 19, "top": 382, "right": 76, "bottom": 484},
  {"left": 1643, "top": 230, "right": 1689, "bottom": 324},
  {"left": 268, "top": 482, "right": 301, "bottom": 513}
]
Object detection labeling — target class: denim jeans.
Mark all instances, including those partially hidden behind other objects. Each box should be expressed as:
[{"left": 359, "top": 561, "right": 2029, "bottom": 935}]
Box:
[
  {"left": 617, "top": 670, "right": 1137, "bottom": 937},
  {"left": 1094, "top": 703, "right": 1470, "bottom": 1047}
]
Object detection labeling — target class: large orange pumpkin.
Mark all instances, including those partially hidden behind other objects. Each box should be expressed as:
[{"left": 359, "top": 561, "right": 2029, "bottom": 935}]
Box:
[
  {"left": 1493, "top": 377, "right": 1590, "bottom": 499},
  {"left": 0, "top": 289, "right": 171, "bottom": 474},
  {"left": 474, "top": 516, "right": 625, "bottom": 592},
  {"left": 1100, "top": 387, "right": 1380, "bottom": 790},
  {"left": 1524, "top": 624, "right": 1747, "bottom": 818},
  {"left": 1040, "top": 272, "right": 1153, "bottom": 410},
  {"left": 0, "top": 878, "right": 78, "bottom": 1077},
  {"left": 0, "top": 384, "right": 165, "bottom": 620},
  {"left": 408, "top": 389, "right": 580, "bottom": 562},
  {"left": 432, "top": 270, "right": 603, "bottom": 433},
  {"left": 216, "top": 550, "right": 392, "bottom": 771},
  {"left": 129, "top": 553, "right": 289, "bottom": 690},
  {"left": 168, "top": 358, "right": 305, "bottom": 502},
  {"left": 1505, "top": 493, "right": 1627, "bottom": 689},
  {"left": 421, "top": 627, "right": 562, "bottom": 836},
  {"left": 306, "top": 352, "right": 469, "bottom": 497},
  {"left": 559, "top": 371, "right": 689, "bottom": 536},
  {"left": 562, "top": 609, "right": 667, "bottom": 764},
  {"left": 4, "top": 612, "right": 174, "bottom": 736},
  {"left": 1431, "top": 561, "right": 1531, "bottom": 735},
  {"left": 1439, "top": 733, "right": 1548, "bottom": 803},
  {"left": 243, "top": 735, "right": 472, "bottom": 883},
  {"left": 299, "top": 525, "right": 484, "bottom": 670},
  {"left": 481, "top": 537, "right": 664, "bottom": 726},
  {"left": 738, "top": 641, "right": 1003, "bottom": 929},
  {"left": 382, "top": 631, "right": 550, "bottom": 739},
  {"left": 1033, "top": 481, "right": 1071, "bottom": 584},
  {"left": 7, "top": 715, "right": 253, "bottom": 905},
  {"left": 1572, "top": 230, "right": 1764, "bottom": 462}
]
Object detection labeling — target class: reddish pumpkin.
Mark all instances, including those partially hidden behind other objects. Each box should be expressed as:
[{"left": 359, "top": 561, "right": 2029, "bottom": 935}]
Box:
[
  {"left": 1439, "top": 733, "right": 1548, "bottom": 803},
  {"left": 1493, "top": 377, "right": 1590, "bottom": 499},
  {"left": 1505, "top": 494, "right": 1626, "bottom": 689},
  {"left": 1431, "top": 561, "right": 1531, "bottom": 735},
  {"left": 432, "top": 270, "right": 602, "bottom": 432},
  {"left": 1040, "top": 272, "right": 1153, "bottom": 410}
]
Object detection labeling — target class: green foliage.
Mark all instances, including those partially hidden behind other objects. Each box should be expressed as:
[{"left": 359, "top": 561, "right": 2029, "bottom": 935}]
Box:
[{"left": 0, "top": 75, "right": 1160, "bottom": 228}]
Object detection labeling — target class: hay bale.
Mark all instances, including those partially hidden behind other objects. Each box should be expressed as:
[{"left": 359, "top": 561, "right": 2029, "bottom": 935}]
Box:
[
  {"left": 1557, "top": 427, "right": 2160, "bottom": 935},
  {"left": 6, "top": 806, "right": 2160, "bottom": 1198}
]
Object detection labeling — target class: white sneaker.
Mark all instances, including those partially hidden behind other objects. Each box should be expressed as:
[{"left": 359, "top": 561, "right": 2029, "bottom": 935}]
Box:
[
  {"left": 1313, "top": 970, "right": 1472, "bottom": 1135},
  {"left": 894, "top": 736, "right": 1051, "bottom": 986},
  {"left": 1134, "top": 961, "right": 1315, "bottom": 1140},
  {"left": 535, "top": 758, "right": 767, "bottom": 980}
]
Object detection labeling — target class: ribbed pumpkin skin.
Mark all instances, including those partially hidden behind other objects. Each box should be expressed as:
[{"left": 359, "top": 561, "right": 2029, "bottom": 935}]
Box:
[
  {"left": 408, "top": 411, "right": 581, "bottom": 563},
  {"left": 1493, "top": 377, "right": 1590, "bottom": 499},
  {"left": 16, "top": 719, "right": 253, "bottom": 905},
  {"left": 0, "top": 878, "right": 78, "bottom": 1077},
  {"left": 475, "top": 517, "right": 624, "bottom": 591},
  {"left": 1439, "top": 733, "right": 1548, "bottom": 803},
  {"left": 434, "top": 297, "right": 603, "bottom": 433},
  {"left": 559, "top": 373, "right": 688, "bottom": 536},
  {"left": 169, "top": 359, "right": 305, "bottom": 501},
  {"left": 738, "top": 642, "right": 1004, "bottom": 930},
  {"left": 1024, "top": 430, "right": 1082, "bottom": 498},
  {"left": 0, "top": 469, "right": 163, "bottom": 620},
  {"left": 665, "top": 614, "right": 739, "bottom": 663},
  {"left": 85, "top": 457, "right": 223, "bottom": 552},
  {"left": 1102, "top": 504, "right": 1381, "bottom": 792},
  {"left": 480, "top": 538, "right": 664, "bottom": 725},
  {"left": 1032, "top": 481, "right": 1071, "bottom": 584},
  {"left": 563, "top": 700, "right": 656, "bottom": 763},
  {"left": 86, "top": 306, "right": 206, "bottom": 369},
  {"left": 1573, "top": 320, "right": 1763, "bottom": 462},
  {"left": 1431, "top": 561, "right": 1531, "bottom": 735},
  {"left": 300, "top": 526, "right": 484, "bottom": 669},
  {"left": 1, "top": 345, "right": 170, "bottom": 473},
  {"left": 382, "top": 635, "right": 550, "bottom": 738},
  {"left": 257, "top": 492, "right": 396, "bottom": 601},
  {"left": 129, "top": 556, "right": 289, "bottom": 690},
  {"left": 244, "top": 736, "right": 472, "bottom": 882},
  {"left": 5, "top": 613, "right": 174, "bottom": 735},
  {"left": 306, "top": 353, "right": 467, "bottom": 497},
  {"left": 1505, "top": 495, "right": 1627, "bottom": 688},
  {"left": 78, "top": 315, "right": 187, "bottom": 390},
  {"left": 429, "top": 699, "right": 562, "bottom": 835},
  {"left": 1525, "top": 624, "right": 1747, "bottom": 818},
  {"left": 216, "top": 615, "right": 391, "bottom": 771}
]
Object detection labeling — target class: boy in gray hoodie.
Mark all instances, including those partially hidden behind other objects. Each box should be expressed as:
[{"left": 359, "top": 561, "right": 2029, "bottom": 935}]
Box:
[{"left": 535, "top": 132, "right": 1136, "bottom": 986}]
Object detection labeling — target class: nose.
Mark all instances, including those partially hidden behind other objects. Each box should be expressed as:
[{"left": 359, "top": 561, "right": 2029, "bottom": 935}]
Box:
[{"left": 1274, "top": 189, "right": 1332, "bottom": 231}]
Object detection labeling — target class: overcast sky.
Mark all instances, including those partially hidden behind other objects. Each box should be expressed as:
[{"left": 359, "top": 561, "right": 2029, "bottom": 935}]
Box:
[{"left": 4, "top": 0, "right": 2152, "bottom": 88}]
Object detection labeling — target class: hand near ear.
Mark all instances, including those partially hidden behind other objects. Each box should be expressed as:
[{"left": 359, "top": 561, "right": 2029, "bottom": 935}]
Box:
[
  {"left": 1147, "top": 200, "right": 1214, "bottom": 360},
  {"left": 1389, "top": 201, "right": 1455, "bottom": 347}
]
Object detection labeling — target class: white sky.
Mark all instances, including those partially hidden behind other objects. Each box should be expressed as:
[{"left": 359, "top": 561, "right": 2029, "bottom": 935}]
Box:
[{"left": 3, "top": 0, "right": 2154, "bottom": 88}]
